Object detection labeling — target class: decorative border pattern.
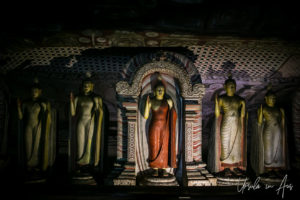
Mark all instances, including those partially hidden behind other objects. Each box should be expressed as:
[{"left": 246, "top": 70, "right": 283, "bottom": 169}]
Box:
[
  {"left": 128, "top": 121, "right": 136, "bottom": 162},
  {"left": 185, "top": 122, "right": 193, "bottom": 162}
]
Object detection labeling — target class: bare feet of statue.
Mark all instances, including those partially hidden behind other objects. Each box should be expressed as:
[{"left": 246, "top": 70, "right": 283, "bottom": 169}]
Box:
[
  {"left": 152, "top": 169, "right": 159, "bottom": 177},
  {"left": 232, "top": 168, "right": 246, "bottom": 177},
  {"left": 224, "top": 168, "right": 232, "bottom": 177},
  {"left": 216, "top": 168, "right": 232, "bottom": 177},
  {"left": 162, "top": 169, "right": 169, "bottom": 177},
  {"left": 232, "top": 168, "right": 242, "bottom": 176}
]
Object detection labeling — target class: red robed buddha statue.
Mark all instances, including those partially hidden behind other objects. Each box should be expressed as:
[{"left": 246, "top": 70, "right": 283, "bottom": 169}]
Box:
[{"left": 144, "top": 78, "right": 177, "bottom": 177}]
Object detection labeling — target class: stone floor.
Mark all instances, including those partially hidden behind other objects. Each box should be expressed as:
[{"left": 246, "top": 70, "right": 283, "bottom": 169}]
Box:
[
  {"left": 1, "top": 182, "right": 298, "bottom": 200},
  {"left": 1, "top": 165, "right": 299, "bottom": 200}
]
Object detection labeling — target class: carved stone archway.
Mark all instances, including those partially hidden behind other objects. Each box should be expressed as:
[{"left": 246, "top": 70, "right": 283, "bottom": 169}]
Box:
[{"left": 112, "top": 59, "right": 216, "bottom": 186}]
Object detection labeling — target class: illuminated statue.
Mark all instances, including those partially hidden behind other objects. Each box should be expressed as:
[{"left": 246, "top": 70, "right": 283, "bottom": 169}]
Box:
[
  {"left": 70, "top": 73, "right": 104, "bottom": 174},
  {"left": 251, "top": 87, "right": 288, "bottom": 176},
  {"left": 208, "top": 75, "right": 247, "bottom": 176},
  {"left": 144, "top": 76, "right": 177, "bottom": 177},
  {"left": 17, "top": 78, "right": 55, "bottom": 175}
]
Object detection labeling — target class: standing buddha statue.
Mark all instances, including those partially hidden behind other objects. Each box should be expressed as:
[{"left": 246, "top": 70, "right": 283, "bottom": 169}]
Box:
[
  {"left": 251, "top": 86, "right": 288, "bottom": 177},
  {"left": 208, "top": 74, "right": 247, "bottom": 177}
]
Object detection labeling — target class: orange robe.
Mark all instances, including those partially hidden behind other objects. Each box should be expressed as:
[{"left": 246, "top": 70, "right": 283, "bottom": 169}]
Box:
[{"left": 148, "top": 100, "right": 177, "bottom": 169}]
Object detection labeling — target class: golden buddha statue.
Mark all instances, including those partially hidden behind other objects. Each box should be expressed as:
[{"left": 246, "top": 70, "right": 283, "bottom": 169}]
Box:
[
  {"left": 17, "top": 78, "right": 53, "bottom": 174},
  {"left": 70, "top": 73, "right": 103, "bottom": 174},
  {"left": 208, "top": 75, "right": 247, "bottom": 177},
  {"left": 144, "top": 76, "right": 177, "bottom": 177},
  {"left": 251, "top": 86, "right": 288, "bottom": 176}
]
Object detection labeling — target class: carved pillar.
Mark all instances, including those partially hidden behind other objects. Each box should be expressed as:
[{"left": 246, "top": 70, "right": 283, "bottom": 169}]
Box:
[
  {"left": 184, "top": 103, "right": 203, "bottom": 163},
  {"left": 113, "top": 100, "right": 137, "bottom": 186},
  {"left": 184, "top": 107, "right": 195, "bottom": 163},
  {"left": 116, "top": 107, "right": 123, "bottom": 161},
  {"left": 183, "top": 96, "right": 217, "bottom": 186},
  {"left": 124, "top": 102, "right": 137, "bottom": 163}
]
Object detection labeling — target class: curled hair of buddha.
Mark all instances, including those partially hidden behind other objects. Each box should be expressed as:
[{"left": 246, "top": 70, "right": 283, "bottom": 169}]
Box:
[
  {"left": 154, "top": 81, "right": 166, "bottom": 90},
  {"left": 224, "top": 73, "right": 236, "bottom": 86},
  {"left": 265, "top": 84, "right": 276, "bottom": 97},
  {"left": 31, "top": 77, "right": 41, "bottom": 89}
]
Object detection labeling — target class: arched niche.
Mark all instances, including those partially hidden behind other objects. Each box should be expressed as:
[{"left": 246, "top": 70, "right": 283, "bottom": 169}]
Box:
[
  {"left": 113, "top": 59, "right": 216, "bottom": 186},
  {"left": 137, "top": 72, "right": 183, "bottom": 177}
]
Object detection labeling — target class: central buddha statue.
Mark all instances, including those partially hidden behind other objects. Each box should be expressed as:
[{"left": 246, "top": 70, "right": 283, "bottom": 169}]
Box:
[{"left": 144, "top": 76, "right": 177, "bottom": 177}]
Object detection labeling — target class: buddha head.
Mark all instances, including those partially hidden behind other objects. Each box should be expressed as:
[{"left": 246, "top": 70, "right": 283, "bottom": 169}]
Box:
[
  {"left": 154, "top": 82, "right": 165, "bottom": 100},
  {"left": 224, "top": 74, "right": 236, "bottom": 97},
  {"left": 31, "top": 78, "right": 42, "bottom": 100},
  {"left": 153, "top": 73, "right": 166, "bottom": 100},
  {"left": 82, "top": 72, "right": 94, "bottom": 95},
  {"left": 265, "top": 87, "right": 276, "bottom": 107}
]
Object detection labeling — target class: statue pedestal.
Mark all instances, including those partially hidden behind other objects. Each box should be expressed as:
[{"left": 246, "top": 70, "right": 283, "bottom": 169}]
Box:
[
  {"left": 186, "top": 162, "right": 217, "bottom": 186},
  {"left": 260, "top": 177, "right": 283, "bottom": 185},
  {"left": 138, "top": 170, "right": 179, "bottom": 186},
  {"left": 24, "top": 170, "right": 47, "bottom": 184},
  {"left": 215, "top": 169, "right": 249, "bottom": 186},
  {"left": 216, "top": 176, "right": 249, "bottom": 186},
  {"left": 25, "top": 178, "right": 46, "bottom": 184},
  {"left": 71, "top": 172, "right": 97, "bottom": 185},
  {"left": 260, "top": 171, "right": 288, "bottom": 185}
]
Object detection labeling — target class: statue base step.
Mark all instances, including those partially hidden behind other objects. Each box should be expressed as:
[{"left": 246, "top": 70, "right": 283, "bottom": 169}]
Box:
[
  {"left": 139, "top": 174, "right": 179, "bottom": 186},
  {"left": 24, "top": 170, "right": 47, "bottom": 184},
  {"left": 260, "top": 177, "right": 284, "bottom": 185},
  {"left": 260, "top": 173, "right": 289, "bottom": 185},
  {"left": 186, "top": 169, "right": 217, "bottom": 186},
  {"left": 215, "top": 169, "right": 249, "bottom": 186},
  {"left": 185, "top": 162, "right": 217, "bottom": 186},
  {"left": 71, "top": 172, "right": 97, "bottom": 185},
  {"left": 25, "top": 178, "right": 47, "bottom": 184},
  {"left": 216, "top": 176, "right": 249, "bottom": 186},
  {"left": 138, "top": 169, "right": 179, "bottom": 186},
  {"left": 113, "top": 168, "right": 136, "bottom": 186}
]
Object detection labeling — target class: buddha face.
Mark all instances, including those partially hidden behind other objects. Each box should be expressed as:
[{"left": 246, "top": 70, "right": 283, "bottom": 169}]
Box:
[
  {"left": 265, "top": 94, "right": 276, "bottom": 107},
  {"left": 31, "top": 88, "right": 42, "bottom": 99},
  {"left": 82, "top": 81, "right": 94, "bottom": 95},
  {"left": 154, "top": 85, "right": 165, "bottom": 100},
  {"left": 224, "top": 82, "right": 236, "bottom": 97}
]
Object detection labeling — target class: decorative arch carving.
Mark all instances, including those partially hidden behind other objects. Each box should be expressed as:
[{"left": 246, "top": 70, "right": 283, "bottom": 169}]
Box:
[{"left": 116, "top": 60, "right": 205, "bottom": 100}]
